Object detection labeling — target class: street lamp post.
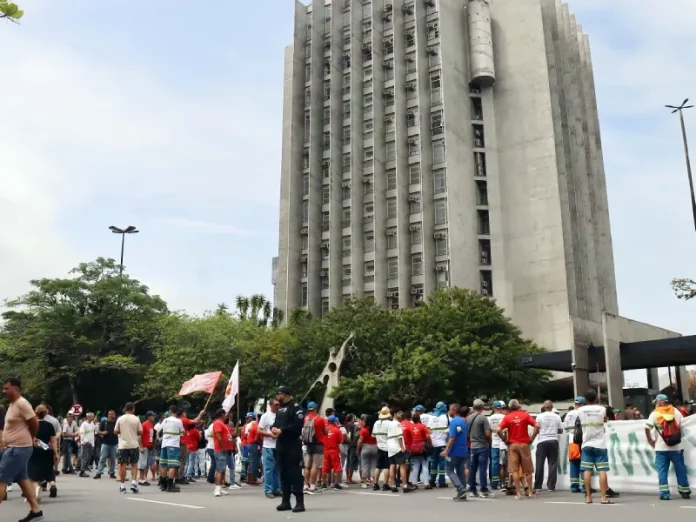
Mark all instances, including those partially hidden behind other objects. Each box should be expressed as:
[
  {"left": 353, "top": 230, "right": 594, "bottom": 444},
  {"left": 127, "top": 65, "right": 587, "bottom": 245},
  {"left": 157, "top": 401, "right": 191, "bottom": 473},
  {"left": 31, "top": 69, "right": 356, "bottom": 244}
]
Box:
[
  {"left": 108, "top": 225, "right": 139, "bottom": 276},
  {"left": 665, "top": 99, "right": 695, "bottom": 231}
]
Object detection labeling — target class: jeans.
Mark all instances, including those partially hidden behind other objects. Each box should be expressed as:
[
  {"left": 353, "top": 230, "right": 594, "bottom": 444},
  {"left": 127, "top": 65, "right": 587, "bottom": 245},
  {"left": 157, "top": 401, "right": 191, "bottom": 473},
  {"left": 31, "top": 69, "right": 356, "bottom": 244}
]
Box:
[
  {"left": 534, "top": 440, "right": 559, "bottom": 491},
  {"left": 97, "top": 444, "right": 117, "bottom": 475},
  {"left": 656, "top": 450, "right": 691, "bottom": 499},
  {"left": 185, "top": 450, "right": 198, "bottom": 479},
  {"left": 409, "top": 454, "right": 428, "bottom": 485},
  {"left": 196, "top": 449, "right": 206, "bottom": 476},
  {"left": 247, "top": 444, "right": 260, "bottom": 477},
  {"left": 491, "top": 447, "right": 500, "bottom": 488},
  {"left": 262, "top": 447, "right": 281, "bottom": 495},
  {"left": 469, "top": 447, "right": 490, "bottom": 494},
  {"left": 429, "top": 448, "right": 447, "bottom": 485},
  {"left": 446, "top": 456, "right": 469, "bottom": 493},
  {"left": 241, "top": 446, "right": 249, "bottom": 480},
  {"left": 569, "top": 460, "right": 582, "bottom": 492},
  {"left": 206, "top": 449, "right": 216, "bottom": 483},
  {"left": 62, "top": 440, "right": 74, "bottom": 472}
]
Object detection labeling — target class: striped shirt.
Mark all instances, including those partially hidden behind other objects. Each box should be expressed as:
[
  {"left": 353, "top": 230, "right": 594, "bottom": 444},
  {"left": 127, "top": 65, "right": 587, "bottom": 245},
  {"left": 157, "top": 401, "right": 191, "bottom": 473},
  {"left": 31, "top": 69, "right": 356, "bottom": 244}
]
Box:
[
  {"left": 427, "top": 414, "right": 449, "bottom": 448},
  {"left": 577, "top": 405, "right": 606, "bottom": 449},
  {"left": 159, "top": 417, "right": 185, "bottom": 449},
  {"left": 372, "top": 419, "right": 390, "bottom": 451},
  {"left": 386, "top": 420, "right": 403, "bottom": 457}
]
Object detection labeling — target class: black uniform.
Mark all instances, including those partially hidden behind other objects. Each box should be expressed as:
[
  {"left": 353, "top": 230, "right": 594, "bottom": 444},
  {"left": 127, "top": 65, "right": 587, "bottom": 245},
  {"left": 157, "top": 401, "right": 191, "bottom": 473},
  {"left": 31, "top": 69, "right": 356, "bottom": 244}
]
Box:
[{"left": 273, "top": 399, "right": 305, "bottom": 506}]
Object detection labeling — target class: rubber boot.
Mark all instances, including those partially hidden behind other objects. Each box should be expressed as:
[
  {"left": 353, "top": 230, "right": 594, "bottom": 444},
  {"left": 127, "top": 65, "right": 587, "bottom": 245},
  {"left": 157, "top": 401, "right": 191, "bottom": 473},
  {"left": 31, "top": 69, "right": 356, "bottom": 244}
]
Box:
[{"left": 293, "top": 491, "right": 306, "bottom": 513}]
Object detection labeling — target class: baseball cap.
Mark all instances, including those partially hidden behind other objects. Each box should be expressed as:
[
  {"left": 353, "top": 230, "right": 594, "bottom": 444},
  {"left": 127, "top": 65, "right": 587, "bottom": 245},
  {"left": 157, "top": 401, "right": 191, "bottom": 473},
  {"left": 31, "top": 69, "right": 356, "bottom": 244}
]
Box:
[
  {"left": 655, "top": 394, "right": 669, "bottom": 403},
  {"left": 146, "top": 411, "right": 156, "bottom": 418},
  {"left": 328, "top": 415, "right": 339, "bottom": 424},
  {"left": 493, "top": 401, "right": 504, "bottom": 409},
  {"left": 414, "top": 405, "right": 425, "bottom": 412},
  {"left": 277, "top": 385, "right": 293, "bottom": 395},
  {"left": 245, "top": 412, "right": 256, "bottom": 419},
  {"left": 575, "top": 396, "right": 586, "bottom": 405},
  {"left": 307, "top": 401, "right": 318, "bottom": 410}
]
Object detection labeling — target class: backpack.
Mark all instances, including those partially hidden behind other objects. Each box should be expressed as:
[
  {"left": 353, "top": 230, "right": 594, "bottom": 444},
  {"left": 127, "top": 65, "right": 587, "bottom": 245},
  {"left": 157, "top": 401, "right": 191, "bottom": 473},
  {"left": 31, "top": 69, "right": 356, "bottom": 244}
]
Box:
[
  {"left": 658, "top": 415, "right": 682, "bottom": 447},
  {"left": 301, "top": 416, "right": 318, "bottom": 445},
  {"left": 573, "top": 415, "right": 583, "bottom": 445}
]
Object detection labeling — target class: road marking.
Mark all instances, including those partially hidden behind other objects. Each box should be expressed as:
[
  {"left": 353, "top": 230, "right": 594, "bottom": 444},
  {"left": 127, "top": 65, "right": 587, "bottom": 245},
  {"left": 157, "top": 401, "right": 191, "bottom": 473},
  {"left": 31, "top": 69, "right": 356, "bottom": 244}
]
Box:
[
  {"left": 544, "top": 501, "right": 622, "bottom": 506},
  {"left": 126, "top": 498, "right": 206, "bottom": 509},
  {"left": 680, "top": 506, "right": 696, "bottom": 509}
]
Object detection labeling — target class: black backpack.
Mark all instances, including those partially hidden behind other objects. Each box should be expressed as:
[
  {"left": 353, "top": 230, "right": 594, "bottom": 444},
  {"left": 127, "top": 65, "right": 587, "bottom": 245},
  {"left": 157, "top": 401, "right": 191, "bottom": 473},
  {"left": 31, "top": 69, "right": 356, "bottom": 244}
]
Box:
[{"left": 573, "top": 416, "right": 583, "bottom": 445}]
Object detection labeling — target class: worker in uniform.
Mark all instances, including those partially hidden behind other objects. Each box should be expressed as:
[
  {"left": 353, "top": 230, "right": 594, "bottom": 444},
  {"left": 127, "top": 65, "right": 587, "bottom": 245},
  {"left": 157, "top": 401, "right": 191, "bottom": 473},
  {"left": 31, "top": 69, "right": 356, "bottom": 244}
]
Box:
[{"left": 271, "top": 386, "right": 305, "bottom": 513}]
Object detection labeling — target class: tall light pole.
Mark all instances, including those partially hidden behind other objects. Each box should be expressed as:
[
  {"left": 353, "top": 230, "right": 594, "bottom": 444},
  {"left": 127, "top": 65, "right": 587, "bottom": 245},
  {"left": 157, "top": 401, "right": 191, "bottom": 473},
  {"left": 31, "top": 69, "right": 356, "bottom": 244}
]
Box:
[
  {"left": 108, "top": 225, "right": 139, "bottom": 276},
  {"left": 665, "top": 99, "right": 695, "bottom": 231}
]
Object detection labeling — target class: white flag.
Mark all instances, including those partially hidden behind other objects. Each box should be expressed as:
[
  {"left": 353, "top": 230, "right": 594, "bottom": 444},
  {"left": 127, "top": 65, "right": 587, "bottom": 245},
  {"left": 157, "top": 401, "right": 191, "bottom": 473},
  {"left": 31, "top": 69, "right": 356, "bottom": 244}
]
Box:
[{"left": 222, "top": 361, "right": 239, "bottom": 413}]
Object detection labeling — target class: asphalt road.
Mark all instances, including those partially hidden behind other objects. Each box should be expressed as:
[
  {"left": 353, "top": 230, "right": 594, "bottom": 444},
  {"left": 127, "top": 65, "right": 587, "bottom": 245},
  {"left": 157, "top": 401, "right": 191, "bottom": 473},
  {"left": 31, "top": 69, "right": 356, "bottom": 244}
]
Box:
[{"left": 3, "top": 475, "right": 696, "bottom": 522}]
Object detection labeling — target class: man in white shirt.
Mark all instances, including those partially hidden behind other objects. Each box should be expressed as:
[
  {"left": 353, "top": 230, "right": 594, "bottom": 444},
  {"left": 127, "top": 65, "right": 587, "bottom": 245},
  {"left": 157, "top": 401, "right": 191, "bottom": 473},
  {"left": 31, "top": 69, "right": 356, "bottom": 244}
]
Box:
[
  {"left": 61, "top": 413, "right": 79, "bottom": 474},
  {"left": 386, "top": 411, "right": 414, "bottom": 493},
  {"left": 533, "top": 400, "right": 563, "bottom": 492},
  {"left": 372, "top": 407, "right": 392, "bottom": 491},
  {"left": 158, "top": 406, "right": 185, "bottom": 493},
  {"left": 645, "top": 394, "right": 691, "bottom": 501},
  {"left": 563, "top": 397, "right": 584, "bottom": 493},
  {"left": 426, "top": 401, "right": 449, "bottom": 489},
  {"left": 577, "top": 389, "right": 611, "bottom": 504},
  {"left": 257, "top": 399, "right": 281, "bottom": 498},
  {"left": 114, "top": 402, "right": 143, "bottom": 494},
  {"left": 78, "top": 413, "right": 97, "bottom": 477},
  {"left": 488, "top": 401, "right": 507, "bottom": 491}
]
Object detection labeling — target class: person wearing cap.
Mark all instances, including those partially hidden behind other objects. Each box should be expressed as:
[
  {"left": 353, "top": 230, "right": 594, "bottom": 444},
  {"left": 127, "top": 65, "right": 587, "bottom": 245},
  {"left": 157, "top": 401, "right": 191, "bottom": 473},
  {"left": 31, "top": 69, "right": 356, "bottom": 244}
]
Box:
[
  {"left": 426, "top": 401, "right": 449, "bottom": 489},
  {"left": 467, "top": 399, "right": 492, "bottom": 497},
  {"left": 372, "top": 407, "right": 392, "bottom": 491},
  {"left": 241, "top": 412, "right": 260, "bottom": 485},
  {"left": 533, "top": 400, "right": 563, "bottom": 493},
  {"left": 645, "top": 394, "right": 691, "bottom": 500},
  {"left": 563, "top": 396, "right": 585, "bottom": 493},
  {"left": 246, "top": 413, "right": 262, "bottom": 486},
  {"left": 322, "top": 416, "right": 344, "bottom": 490},
  {"left": 301, "top": 401, "right": 327, "bottom": 494},
  {"left": 488, "top": 401, "right": 506, "bottom": 491},
  {"left": 272, "top": 386, "right": 305, "bottom": 513},
  {"left": 411, "top": 405, "right": 429, "bottom": 484},
  {"left": 138, "top": 411, "right": 156, "bottom": 486}
]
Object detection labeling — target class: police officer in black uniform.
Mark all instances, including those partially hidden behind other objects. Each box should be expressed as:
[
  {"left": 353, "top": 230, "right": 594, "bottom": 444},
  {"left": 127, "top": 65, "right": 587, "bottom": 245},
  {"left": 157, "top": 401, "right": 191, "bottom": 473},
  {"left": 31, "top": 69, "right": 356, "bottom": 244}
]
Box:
[{"left": 271, "top": 386, "right": 305, "bottom": 513}]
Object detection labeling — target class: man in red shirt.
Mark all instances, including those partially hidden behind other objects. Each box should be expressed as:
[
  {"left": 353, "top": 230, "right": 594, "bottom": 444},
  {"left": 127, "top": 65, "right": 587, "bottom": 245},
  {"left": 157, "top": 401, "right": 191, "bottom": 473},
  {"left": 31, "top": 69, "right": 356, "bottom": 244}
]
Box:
[
  {"left": 407, "top": 412, "right": 430, "bottom": 486},
  {"left": 401, "top": 411, "right": 415, "bottom": 488},
  {"left": 303, "top": 402, "right": 327, "bottom": 494},
  {"left": 185, "top": 423, "right": 202, "bottom": 481},
  {"left": 178, "top": 410, "right": 204, "bottom": 483},
  {"left": 138, "top": 411, "right": 156, "bottom": 486},
  {"left": 322, "top": 416, "right": 344, "bottom": 490},
  {"left": 497, "top": 399, "right": 537, "bottom": 500}
]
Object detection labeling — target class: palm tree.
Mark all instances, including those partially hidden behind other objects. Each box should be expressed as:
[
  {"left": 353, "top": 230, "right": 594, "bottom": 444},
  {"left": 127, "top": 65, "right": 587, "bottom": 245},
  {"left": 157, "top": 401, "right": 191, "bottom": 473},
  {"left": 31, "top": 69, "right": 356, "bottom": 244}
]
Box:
[
  {"left": 260, "top": 300, "right": 272, "bottom": 327},
  {"left": 250, "top": 294, "right": 266, "bottom": 320},
  {"left": 236, "top": 295, "right": 250, "bottom": 320},
  {"left": 216, "top": 302, "right": 229, "bottom": 316},
  {"left": 289, "top": 308, "right": 313, "bottom": 327},
  {"left": 271, "top": 308, "right": 285, "bottom": 329}
]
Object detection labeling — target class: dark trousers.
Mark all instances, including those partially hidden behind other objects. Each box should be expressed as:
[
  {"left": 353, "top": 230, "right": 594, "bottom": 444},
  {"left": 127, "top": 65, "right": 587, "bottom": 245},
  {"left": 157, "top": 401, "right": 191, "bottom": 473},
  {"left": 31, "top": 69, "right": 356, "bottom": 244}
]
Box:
[
  {"left": 277, "top": 442, "right": 304, "bottom": 506},
  {"left": 207, "top": 448, "right": 216, "bottom": 483},
  {"left": 534, "top": 440, "right": 559, "bottom": 491}
]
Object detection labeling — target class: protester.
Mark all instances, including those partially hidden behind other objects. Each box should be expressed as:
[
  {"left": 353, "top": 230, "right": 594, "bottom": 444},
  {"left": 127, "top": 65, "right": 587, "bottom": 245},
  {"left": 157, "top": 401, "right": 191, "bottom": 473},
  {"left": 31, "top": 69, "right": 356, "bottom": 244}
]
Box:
[
  {"left": 94, "top": 411, "right": 117, "bottom": 480},
  {"left": 358, "top": 414, "right": 378, "bottom": 489},
  {"left": 563, "top": 397, "right": 584, "bottom": 493},
  {"left": 246, "top": 413, "right": 261, "bottom": 485},
  {"left": 387, "top": 411, "right": 413, "bottom": 493},
  {"left": 407, "top": 410, "right": 430, "bottom": 488},
  {"left": 60, "top": 412, "right": 78, "bottom": 475},
  {"left": 212, "top": 409, "right": 235, "bottom": 497},
  {"left": 497, "top": 399, "right": 537, "bottom": 500},
  {"left": 27, "top": 404, "right": 57, "bottom": 503},
  {"left": 488, "top": 401, "right": 506, "bottom": 491},
  {"left": 645, "top": 394, "right": 691, "bottom": 500},
  {"left": 158, "top": 405, "right": 184, "bottom": 493},
  {"left": 467, "top": 399, "right": 493, "bottom": 497},
  {"left": 258, "top": 400, "right": 281, "bottom": 499},
  {"left": 322, "top": 416, "right": 344, "bottom": 490},
  {"left": 372, "top": 407, "right": 392, "bottom": 491},
  {"left": 139, "top": 411, "right": 156, "bottom": 486},
  {"left": 78, "top": 413, "right": 97, "bottom": 478},
  {"left": 114, "top": 402, "right": 142, "bottom": 494},
  {"left": 440, "top": 403, "right": 468, "bottom": 501},
  {"left": 534, "top": 400, "right": 563, "bottom": 492},
  {"left": 577, "top": 389, "right": 612, "bottom": 504},
  {"left": 301, "top": 402, "right": 326, "bottom": 495}
]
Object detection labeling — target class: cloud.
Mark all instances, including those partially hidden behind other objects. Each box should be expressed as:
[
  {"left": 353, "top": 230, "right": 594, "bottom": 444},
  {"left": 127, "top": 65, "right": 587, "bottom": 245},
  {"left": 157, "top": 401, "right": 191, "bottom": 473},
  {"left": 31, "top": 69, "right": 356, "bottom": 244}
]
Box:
[{"left": 153, "top": 218, "right": 252, "bottom": 237}]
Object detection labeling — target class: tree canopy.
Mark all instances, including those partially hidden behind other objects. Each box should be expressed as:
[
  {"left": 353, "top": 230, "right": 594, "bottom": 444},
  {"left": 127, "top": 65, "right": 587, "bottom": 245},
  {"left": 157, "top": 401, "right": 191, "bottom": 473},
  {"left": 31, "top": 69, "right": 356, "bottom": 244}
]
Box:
[{"left": 0, "top": 1, "right": 23, "bottom": 22}]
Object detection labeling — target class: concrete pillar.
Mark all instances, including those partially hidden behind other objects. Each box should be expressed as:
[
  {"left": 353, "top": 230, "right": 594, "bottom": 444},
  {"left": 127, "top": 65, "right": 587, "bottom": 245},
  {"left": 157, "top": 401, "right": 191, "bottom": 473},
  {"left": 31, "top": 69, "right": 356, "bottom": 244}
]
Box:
[
  {"left": 647, "top": 368, "right": 660, "bottom": 393},
  {"left": 602, "top": 313, "right": 625, "bottom": 409},
  {"left": 677, "top": 366, "right": 691, "bottom": 402}
]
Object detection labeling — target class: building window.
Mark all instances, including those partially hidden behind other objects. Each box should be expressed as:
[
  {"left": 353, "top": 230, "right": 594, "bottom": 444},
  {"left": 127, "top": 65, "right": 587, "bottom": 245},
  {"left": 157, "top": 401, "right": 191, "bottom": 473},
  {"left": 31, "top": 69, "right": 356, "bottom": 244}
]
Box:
[
  {"left": 364, "top": 65, "right": 372, "bottom": 77},
  {"left": 406, "top": 53, "right": 417, "bottom": 73},
  {"left": 363, "top": 45, "right": 372, "bottom": 62},
  {"left": 303, "top": 148, "right": 310, "bottom": 169},
  {"left": 364, "top": 93, "right": 373, "bottom": 114},
  {"left": 387, "top": 197, "right": 397, "bottom": 219},
  {"left": 412, "top": 253, "right": 423, "bottom": 276},
  {"left": 343, "top": 100, "right": 351, "bottom": 119},
  {"left": 343, "top": 265, "right": 352, "bottom": 286},
  {"left": 476, "top": 180, "right": 488, "bottom": 206},
  {"left": 304, "top": 112, "right": 311, "bottom": 142},
  {"left": 321, "top": 298, "right": 330, "bottom": 316},
  {"left": 428, "top": 45, "right": 440, "bottom": 67},
  {"left": 343, "top": 26, "right": 351, "bottom": 45},
  {"left": 323, "top": 107, "right": 331, "bottom": 125},
  {"left": 385, "top": 117, "right": 396, "bottom": 141},
  {"left": 363, "top": 1, "right": 371, "bottom": 19},
  {"left": 363, "top": 77, "right": 372, "bottom": 90},
  {"left": 383, "top": 37, "right": 394, "bottom": 55},
  {"left": 303, "top": 174, "right": 309, "bottom": 196},
  {"left": 342, "top": 185, "right": 351, "bottom": 200},
  {"left": 478, "top": 209, "right": 490, "bottom": 235},
  {"left": 365, "top": 291, "right": 375, "bottom": 300},
  {"left": 430, "top": 70, "right": 441, "bottom": 104},
  {"left": 303, "top": 201, "right": 309, "bottom": 224},
  {"left": 473, "top": 124, "right": 485, "bottom": 147},
  {"left": 406, "top": 81, "right": 418, "bottom": 100},
  {"left": 364, "top": 178, "right": 374, "bottom": 196},
  {"left": 435, "top": 199, "right": 448, "bottom": 225},
  {"left": 475, "top": 151, "right": 487, "bottom": 176},
  {"left": 305, "top": 64, "right": 312, "bottom": 82},
  {"left": 322, "top": 246, "right": 330, "bottom": 259},
  {"left": 479, "top": 239, "right": 491, "bottom": 265},
  {"left": 431, "top": 110, "right": 443, "bottom": 135},
  {"left": 386, "top": 141, "right": 396, "bottom": 161},
  {"left": 434, "top": 168, "right": 447, "bottom": 194},
  {"left": 323, "top": 131, "right": 331, "bottom": 150},
  {"left": 301, "top": 261, "right": 308, "bottom": 278},
  {"left": 405, "top": 29, "right": 415, "bottom": 48},
  {"left": 364, "top": 213, "right": 374, "bottom": 225},
  {"left": 365, "top": 202, "right": 374, "bottom": 214},
  {"left": 364, "top": 147, "right": 374, "bottom": 167},
  {"left": 410, "top": 227, "right": 422, "bottom": 245},
  {"left": 387, "top": 228, "right": 397, "bottom": 249},
  {"left": 408, "top": 138, "right": 419, "bottom": 157},
  {"left": 343, "top": 125, "right": 351, "bottom": 145},
  {"left": 388, "top": 291, "right": 399, "bottom": 309},
  {"left": 301, "top": 283, "right": 308, "bottom": 307},
  {"left": 471, "top": 97, "right": 483, "bottom": 121},
  {"left": 364, "top": 261, "right": 375, "bottom": 282},
  {"left": 407, "top": 109, "right": 417, "bottom": 127},
  {"left": 324, "top": 80, "right": 331, "bottom": 100},
  {"left": 343, "top": 53, "right": 351, "bottom": 70},
  {"left": 365, "top": 232, "right": 375, "bottom": 252},
  {"left": 427, "top": 22, "right": 439, "bottom": 40},
  {"left": 343, "top": 208, "right": 351, "bottom": 227},
  {"left": 385, "top": 61, "right": 395, "bottom": 80},
  {"left": 437, "top": 266, "right": 449, "bottom": 288},
  {"left": 480, "top": 270, "right": 493, "bottom": 296},
  {"left": 306, "top": 44, "right": 312, "bottom": 59},
  {"left": 322, "top": 161, "right": 330, "bottom": 178},
  {"left": 387, "top": 168, "right": 397, "bottom": 190},
  {"left": 433, "top": 139, "right": 445, "bottom": 164},
  {"left": 409, "top": 164, "right": 421, "bottom": 184},
  {"left": 409, "top": 195, "right": 421, "bottom": 214},
  {"left": 343, "top": 73, "right": 351, "bottom": 93},
  {"left": 343, "top": 153, "right": 351, "bottom": 173},
  {"left": 435, "top": 236, "right": 448, "bottom": 256},
  {"left": 385, "top": 89, "right": 394, "bottom": 107},
  {"left": 324, "top": 57, "right": 332, "bottom": 76},
  {"left": 322, "top": 211, "right": 331, "bottom": 231},
  {"left": 342, "top": 236, "right": 351, "bottom": 257},
  {"left": 301, "top": 234, "right": 309, "bottom": 250},
  {"left": 388, "top": 257, "right": 398, "bottom": 280},
  {"left": 364, "top": 119, "right": 374, "bottom": 140}
]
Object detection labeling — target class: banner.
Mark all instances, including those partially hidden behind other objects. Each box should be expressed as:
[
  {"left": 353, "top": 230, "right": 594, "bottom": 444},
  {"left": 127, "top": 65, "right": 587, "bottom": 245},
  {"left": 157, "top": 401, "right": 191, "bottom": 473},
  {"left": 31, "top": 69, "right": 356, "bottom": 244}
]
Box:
[
  {"left": 221, "top": 362, "right": 239, "bottom": 413},
  {"left": 177, "top": 371, "right": 222, "bottom": 396},
  {"left": 531, "top": 416, "right": 696, "bottom": 493}
]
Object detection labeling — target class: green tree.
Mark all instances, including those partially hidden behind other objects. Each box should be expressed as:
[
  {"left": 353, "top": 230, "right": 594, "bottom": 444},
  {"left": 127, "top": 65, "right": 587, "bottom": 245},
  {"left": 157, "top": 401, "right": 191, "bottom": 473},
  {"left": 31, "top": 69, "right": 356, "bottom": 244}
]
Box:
[
  {"left": 0, "top": 1, "right": 23, "bottom": 22},
  {"left": 235, "top": 294, "right": 284, "bottom": 328},
  {"left": 0, "top": 258, "right": 167, "bottom": 410},
  {"left": 672, "top": 278, "right": 696, "bottom": 300}
]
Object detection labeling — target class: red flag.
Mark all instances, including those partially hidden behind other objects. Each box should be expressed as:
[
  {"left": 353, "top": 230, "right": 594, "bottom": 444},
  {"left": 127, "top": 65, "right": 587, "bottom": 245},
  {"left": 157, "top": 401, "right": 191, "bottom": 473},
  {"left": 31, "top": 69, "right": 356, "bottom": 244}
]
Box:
[{"left": 178, "top": 371, "right": 222, "bottom": 396}]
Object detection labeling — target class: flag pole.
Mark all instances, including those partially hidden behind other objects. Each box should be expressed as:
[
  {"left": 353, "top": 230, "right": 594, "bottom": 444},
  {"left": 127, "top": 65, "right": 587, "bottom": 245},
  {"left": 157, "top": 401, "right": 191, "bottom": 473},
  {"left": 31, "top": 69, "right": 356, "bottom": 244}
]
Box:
[{"left": 203, "top": 391, "right": 215, "bottom": 412}]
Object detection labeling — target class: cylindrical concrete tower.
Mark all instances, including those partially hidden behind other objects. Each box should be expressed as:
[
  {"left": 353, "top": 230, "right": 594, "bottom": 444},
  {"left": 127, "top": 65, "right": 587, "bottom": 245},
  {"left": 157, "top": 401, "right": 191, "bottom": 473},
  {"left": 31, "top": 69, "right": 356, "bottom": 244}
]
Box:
[{"left": 468, "top": 0, "right": 496, "bottom": 87}]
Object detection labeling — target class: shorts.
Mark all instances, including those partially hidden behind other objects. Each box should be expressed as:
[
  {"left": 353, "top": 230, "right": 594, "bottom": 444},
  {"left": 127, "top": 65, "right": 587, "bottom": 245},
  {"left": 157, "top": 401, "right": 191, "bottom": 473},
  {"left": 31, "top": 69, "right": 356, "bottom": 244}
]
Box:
[
  {"left": 154, "top": 443, "right": 162, "bottom": 462},
  {"left": 215, "top": 451, "right": 235, "bottom": 471},
  {"left": 376, "top": 449, "right": 390, "bottom": 470},
  {"left": 508, "top": 443, "right": 533, "bottom": 475},
  {"left": 500, "top": 448, "right": 508, "bottom": 466},
  {"left": 322, "top": 450, "right": 343, "bottom": 474},
  {"left": 0, "top": 447, "right": 33, "bottom": 484},
  {"left": 159, "top": 446, "right": 181, "bottom": 469},
  {"left": 389, "top": 452, "right": 406, "bottom": 466},
  {"left": 304, "top": 444, "right": 325, "bottom": 469},
  {"left": 580, "top": 447, "right": 609, "bottom": 472},
  {"left": 138, "top": 448, "right": 155, "bottom": 470},
  {"left": 117, "top": 448, "right": 140, "bottom": 466}
]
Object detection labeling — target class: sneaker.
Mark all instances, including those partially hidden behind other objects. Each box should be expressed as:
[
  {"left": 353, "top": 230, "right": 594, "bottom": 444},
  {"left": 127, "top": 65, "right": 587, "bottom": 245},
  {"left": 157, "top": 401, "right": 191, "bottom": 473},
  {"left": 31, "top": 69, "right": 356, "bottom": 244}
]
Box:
[
  {"left": 307, "top": 487, "right": 321, "bottom": 495},
  {"left": 277, "top": 503, "right": 292, "bottom": 512},
  {"left": 372, "top": 484, "right": 380, "bottom": 491},
  {"left": 139, "top": 481, "right": 151, "bottom": 487},
  {"left": 403, "top": 485, "right": 416, "bottom": 493},
  {"left": 455, "top": 490, "right": 467, "bottom": 501},
  {"left": 119, "top": 486, "right": 127, "bottom": 494},
  {"left": 303, "top": 485, "right": 309, "bottom": 492},
  {"left": 681, "top": 494, "right": 691, "bottom": 500},
  {"left": 361, "top": 483, "right": 368, "bottom": 489},
  {"left": 391, "top": 486, "right": 399, "bottom": 493},
  {"left": 214, "top": 486, "right": 221, "bottom": 497},
  {"left": 273, "top": 491, "right": 282, "bottom": 497},
  {"left": 333, "top": 484, "right": 343, "bottom": 491},
  {"left": 470, "top": 491, "right": 480, "bottom": 497},
  {"left": 481, "top": 491, "right": 494, "bottom": 498},
  {"left": 130, "top": 484, "right": 139, "bottom": 494},
  {"left": 382, "top": 484, "right": 391, "bottom": 492},
  {"left": 109, "top": 473, "right": 116, "bottom": 479},
  {"left": 93, "top": 473, "right": 102, "bottom": 480},
  {"left": 166, "top": 484, "right": 181, "bottom": 493},
  {"left": 79, "top": 472, "right": 88, "bottom": 478},
  {"left": 425, "top": 484, "right": 434, "bottom": 490},
  {"left": 229, "top": 484, "right": 242, "bottom": 490},
  {"left": 501, "top": 487, "right": 508, "bottom": 493},
  {"left": 18, "top": 510, "right": 44, "bottom": 522},
  {"left": 265, "top": 493, "right": 275, "bottom": 499}
]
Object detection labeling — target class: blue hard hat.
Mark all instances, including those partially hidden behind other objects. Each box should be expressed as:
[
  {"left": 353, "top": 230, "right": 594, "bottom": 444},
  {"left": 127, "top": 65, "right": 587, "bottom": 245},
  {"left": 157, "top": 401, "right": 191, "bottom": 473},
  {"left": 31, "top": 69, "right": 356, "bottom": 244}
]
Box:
[
  {"left": 245, "top": 412, "right": 256, "bottom": 419},
  {"left": 655, "top": 394, "right": 669, "bottom": 403},
  {"left": 328, "top": 415, "right": 339, "bottom": 424},
  {"left": 493, "top": 401, "right": 504, "bottom": 409},
  {"left": 414, "top": 405, "right": 425, "bottom": 412},
  {"left": 307, "top": 402, "right": 318, "bottom": 410},
  {"left": 575, "top": 397, "right": 586, "bottom": 405}
]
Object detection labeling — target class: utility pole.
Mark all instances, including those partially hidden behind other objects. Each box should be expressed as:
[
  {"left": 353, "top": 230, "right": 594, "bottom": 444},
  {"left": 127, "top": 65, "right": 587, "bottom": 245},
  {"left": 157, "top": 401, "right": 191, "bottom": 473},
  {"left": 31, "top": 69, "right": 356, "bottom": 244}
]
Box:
[
  {"left": 666, "top": 99, "right": 695, "bottom": 231},
  {"left": 108, "top": 225, "right": 139, "bottom": 276}
]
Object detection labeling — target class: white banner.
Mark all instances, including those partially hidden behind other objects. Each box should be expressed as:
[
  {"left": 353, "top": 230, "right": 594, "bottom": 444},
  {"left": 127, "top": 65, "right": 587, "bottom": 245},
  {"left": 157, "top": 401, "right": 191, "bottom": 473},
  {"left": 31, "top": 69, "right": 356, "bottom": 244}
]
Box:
[
  {"left": 531, "top": 416, "right": 696, "bottom": 493},
  {"left": 222, "top": 362, "right": 239, "bottom": 413}
]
